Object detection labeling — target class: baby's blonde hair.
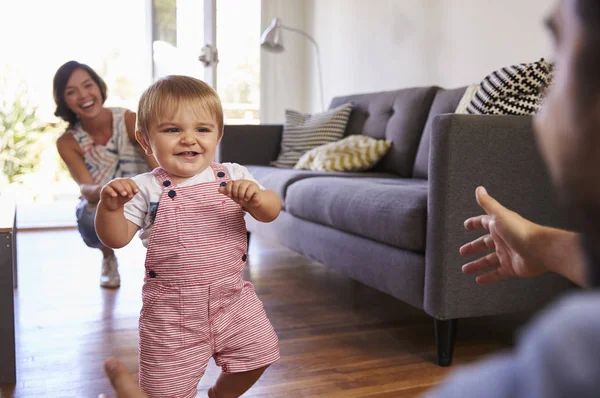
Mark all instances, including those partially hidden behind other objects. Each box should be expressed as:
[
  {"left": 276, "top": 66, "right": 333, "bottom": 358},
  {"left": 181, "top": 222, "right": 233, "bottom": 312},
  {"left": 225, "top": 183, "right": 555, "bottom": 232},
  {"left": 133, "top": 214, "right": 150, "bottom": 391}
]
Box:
[{"left": 137, "top": 75, "right": 224, "bottom": 139}]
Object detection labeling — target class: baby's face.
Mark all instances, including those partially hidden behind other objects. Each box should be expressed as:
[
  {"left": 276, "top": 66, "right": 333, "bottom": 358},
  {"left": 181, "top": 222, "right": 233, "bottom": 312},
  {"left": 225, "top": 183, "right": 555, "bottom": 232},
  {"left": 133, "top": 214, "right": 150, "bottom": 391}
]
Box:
[{"left": 143, "top": 103, "right": 221, "bottom": 184}]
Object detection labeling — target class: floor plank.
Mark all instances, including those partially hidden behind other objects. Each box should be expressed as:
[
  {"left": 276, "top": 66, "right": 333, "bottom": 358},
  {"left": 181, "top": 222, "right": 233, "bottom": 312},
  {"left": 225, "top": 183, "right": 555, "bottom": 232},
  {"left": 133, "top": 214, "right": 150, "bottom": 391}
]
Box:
[{"left": 0, "top": 230, "right": 533, "bottom": 397}]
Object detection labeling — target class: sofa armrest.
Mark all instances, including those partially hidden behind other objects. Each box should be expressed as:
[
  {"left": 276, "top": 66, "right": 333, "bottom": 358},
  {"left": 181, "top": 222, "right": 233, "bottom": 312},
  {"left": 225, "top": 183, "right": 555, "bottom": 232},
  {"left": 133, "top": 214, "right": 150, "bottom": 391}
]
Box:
[
  {"left": 424, "top": 114, "right": 574, "bottom": 320},
  {"left": 218, "top": 124, "right": 283, "bottom": 166}
]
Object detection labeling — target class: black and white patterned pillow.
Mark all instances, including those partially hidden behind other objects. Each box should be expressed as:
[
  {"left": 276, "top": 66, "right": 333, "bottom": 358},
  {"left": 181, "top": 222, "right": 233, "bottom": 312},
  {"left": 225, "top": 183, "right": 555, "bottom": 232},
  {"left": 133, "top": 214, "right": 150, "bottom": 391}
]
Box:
[
  {"left": 271, "top": 103, "right": 353, "bottom": 168},
  {"left": 467, "top": 58, "right": 553, "bottom": 115}
]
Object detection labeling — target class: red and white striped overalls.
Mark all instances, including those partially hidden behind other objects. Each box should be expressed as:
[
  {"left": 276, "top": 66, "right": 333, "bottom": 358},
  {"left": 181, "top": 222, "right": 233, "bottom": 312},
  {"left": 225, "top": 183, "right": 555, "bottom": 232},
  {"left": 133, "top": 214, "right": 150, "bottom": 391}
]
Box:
[{"left": 138, "top": 164, "right": 280, "bottom": 398}]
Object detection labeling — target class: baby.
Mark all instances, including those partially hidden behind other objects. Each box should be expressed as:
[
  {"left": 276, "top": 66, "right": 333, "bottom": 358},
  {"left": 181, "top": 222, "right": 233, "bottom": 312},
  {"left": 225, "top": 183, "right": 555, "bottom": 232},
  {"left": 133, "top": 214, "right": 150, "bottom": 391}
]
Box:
[{"left": 95, "top": 75, "right": 281, "bottom": 398}]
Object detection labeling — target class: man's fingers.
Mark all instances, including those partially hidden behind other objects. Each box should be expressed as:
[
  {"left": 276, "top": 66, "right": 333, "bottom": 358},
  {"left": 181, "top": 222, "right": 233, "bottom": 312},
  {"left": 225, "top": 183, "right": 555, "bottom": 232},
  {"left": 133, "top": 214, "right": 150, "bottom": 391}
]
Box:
[
  {"left": 462, "top": 252, "right": 499, "bottom": 275},
  {"left": 464, "top": 215, "right": 491, "bottom": 231},
  {"left": 475, "top": 268, "right": 509, "bottom": 285},
  {"left": 459, "top": 234, "right": 495, "bottom": 257},
  {"left": 489, "top": 219, "right": 513, "bottom": 268},
  {"left": 104, "top": 358, "right": 145, "bottom": 398},
  {"left": 475, "top": 186, "right": 507, "bottom": 217}
]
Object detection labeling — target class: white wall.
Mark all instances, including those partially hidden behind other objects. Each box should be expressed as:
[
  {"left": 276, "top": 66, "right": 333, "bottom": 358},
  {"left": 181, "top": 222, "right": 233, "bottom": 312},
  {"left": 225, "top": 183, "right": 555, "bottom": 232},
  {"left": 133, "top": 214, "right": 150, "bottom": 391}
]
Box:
[
  {"left": 260, "top": 0, "right": 309, "bottom": 123},
  {"left": 304, "top": 0, "right": 442, "bottom": 113},
  {"left": 305, "top": 0, "right": 556, "bottom": 113},
  {"left": 260, "top": 0, "right": 555, "bottom": 117},
  {"left": 435, "top": 0, "right": 555, "bottom": 88}
]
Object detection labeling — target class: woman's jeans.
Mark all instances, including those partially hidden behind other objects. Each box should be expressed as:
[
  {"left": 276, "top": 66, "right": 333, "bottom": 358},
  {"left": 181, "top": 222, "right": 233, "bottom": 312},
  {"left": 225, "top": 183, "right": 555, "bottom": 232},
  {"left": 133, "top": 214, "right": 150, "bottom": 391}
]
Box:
[{"left": 75, "top": 199, "right": 103, "bottom": 249}]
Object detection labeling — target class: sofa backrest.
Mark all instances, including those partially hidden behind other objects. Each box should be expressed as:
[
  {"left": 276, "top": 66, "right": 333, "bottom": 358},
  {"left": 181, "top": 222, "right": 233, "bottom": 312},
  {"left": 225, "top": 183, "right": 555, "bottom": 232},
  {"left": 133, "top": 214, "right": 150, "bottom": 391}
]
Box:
[
  {"left": 329, "top": 87, "right": 437, "bottom": 177},
  {"left": 413, "top": 87, "right": 467, "bottom": 179}
]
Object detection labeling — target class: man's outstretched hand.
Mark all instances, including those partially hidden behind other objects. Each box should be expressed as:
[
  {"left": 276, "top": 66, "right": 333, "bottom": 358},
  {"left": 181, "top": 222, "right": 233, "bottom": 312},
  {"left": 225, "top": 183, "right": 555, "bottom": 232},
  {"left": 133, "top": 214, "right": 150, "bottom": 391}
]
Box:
[{"left": 460, "top": 186, "right": 548, "bottom": 284}]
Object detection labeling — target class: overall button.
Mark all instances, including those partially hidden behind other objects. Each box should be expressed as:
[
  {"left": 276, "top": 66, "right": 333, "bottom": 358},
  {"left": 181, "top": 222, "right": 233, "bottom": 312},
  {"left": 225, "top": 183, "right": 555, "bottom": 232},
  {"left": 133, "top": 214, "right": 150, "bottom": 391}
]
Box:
[
  {"left": 242, "top": 254, "right": 247, "bottom": 262},
  {"left": 163, "top": 180, "right": 171, "bottom": 187},
  {"left": 220, "top": 181, "right": 227, "bottom": 187},
  {"left": 148, "top": 270, "right": 157, "bottom": 278},
  {"left": 168, "top": 190, "right": 177, "bottom": 198},
  {"left": 217, "top": 171, "right": 225, "bottom": 178}
]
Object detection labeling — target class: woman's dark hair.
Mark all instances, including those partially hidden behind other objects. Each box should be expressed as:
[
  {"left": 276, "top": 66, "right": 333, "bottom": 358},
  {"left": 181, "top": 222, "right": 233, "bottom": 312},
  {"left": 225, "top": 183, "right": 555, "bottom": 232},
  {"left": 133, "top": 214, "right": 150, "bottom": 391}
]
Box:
[{"left": 53, "top": 61, "right": 108, "bottom": 127}]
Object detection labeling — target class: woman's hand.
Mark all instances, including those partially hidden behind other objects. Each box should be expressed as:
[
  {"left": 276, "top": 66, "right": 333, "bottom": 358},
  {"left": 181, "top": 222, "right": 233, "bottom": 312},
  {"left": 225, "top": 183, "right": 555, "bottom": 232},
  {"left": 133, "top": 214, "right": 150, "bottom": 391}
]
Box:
[{"left": 81, "top": 184, "right": 103, "bottom": 204}]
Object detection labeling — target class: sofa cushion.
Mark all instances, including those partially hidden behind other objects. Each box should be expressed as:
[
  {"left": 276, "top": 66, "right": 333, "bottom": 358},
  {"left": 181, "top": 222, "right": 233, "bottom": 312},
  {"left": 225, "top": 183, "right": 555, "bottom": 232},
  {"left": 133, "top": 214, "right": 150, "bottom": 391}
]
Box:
[
  {"left": 246, "top": 166, "right": 398, "bottom": 203},
  {"left": 270, "top": 103, "right": 353, "bottom": 168},
  {"left": 294, "top": 135, "right": 392, "bottom": 172},
  {"left": 329, "top": 87, "right": 437, "bottom": 178},
  {"left": 285, "top": 177, "right": 428, "bottom": 252},
  {"left": 413, "top": 87, "right": 467, "bottom": 179}
]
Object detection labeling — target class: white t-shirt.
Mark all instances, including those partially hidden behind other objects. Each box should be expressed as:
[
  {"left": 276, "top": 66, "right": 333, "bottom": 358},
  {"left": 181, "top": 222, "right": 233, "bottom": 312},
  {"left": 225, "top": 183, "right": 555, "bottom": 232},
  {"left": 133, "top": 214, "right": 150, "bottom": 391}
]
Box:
[{"left": 124, "top": 163, "right": 263, "bottom": 247}]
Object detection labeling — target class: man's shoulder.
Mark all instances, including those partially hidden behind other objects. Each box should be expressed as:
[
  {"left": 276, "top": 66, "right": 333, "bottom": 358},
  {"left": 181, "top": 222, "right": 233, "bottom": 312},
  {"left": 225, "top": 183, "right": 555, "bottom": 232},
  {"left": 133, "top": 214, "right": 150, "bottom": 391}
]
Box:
[
  {"left": 520, "top": 291, "right": 600, "bottom": 348},
  {"left": 426, "top": 291, "right": 600, "bottom": 398},
  {"left": 535, "top": 291, "right": 600, "bottom": 324}
]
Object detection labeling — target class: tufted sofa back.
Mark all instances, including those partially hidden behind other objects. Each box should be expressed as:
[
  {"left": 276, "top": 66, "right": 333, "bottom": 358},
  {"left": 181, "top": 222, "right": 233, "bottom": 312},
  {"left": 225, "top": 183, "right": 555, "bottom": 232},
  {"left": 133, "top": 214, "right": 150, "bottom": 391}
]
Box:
[{"left": 329, "top": 86, "right": 466, "bottom": 178}]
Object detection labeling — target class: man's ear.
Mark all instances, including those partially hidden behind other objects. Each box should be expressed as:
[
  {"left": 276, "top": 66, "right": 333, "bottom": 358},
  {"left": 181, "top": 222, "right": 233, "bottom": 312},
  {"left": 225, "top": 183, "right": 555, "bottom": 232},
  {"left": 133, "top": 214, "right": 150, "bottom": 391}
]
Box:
[{"left": 135, "top": 130, "right": 153, "bottom": 156}]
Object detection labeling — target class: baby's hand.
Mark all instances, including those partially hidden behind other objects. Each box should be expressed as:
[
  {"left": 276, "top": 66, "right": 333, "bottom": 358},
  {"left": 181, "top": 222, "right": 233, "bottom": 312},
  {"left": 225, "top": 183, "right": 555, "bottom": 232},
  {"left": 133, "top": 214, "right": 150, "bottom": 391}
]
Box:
[
  {"left": 100, "top": 178, "right": 139, "bottom": 211},
  {"left": 218, "top": 180, "right": 262, "bottom": 208}
]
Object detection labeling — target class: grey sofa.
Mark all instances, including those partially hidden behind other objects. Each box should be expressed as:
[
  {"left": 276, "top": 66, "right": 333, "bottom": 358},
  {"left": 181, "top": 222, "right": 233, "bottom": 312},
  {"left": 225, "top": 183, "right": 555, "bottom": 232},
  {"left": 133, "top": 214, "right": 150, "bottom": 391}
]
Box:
[{"left": 218, "top": 86, "right": 574, "bottom": 366}]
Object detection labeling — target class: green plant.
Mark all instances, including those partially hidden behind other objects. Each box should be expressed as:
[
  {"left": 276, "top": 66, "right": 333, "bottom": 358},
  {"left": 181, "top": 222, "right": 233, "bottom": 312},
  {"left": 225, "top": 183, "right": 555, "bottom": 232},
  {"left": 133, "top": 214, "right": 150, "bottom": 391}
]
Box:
[{"left": 0, "top": 78, "right": 48, "bottom": 186}]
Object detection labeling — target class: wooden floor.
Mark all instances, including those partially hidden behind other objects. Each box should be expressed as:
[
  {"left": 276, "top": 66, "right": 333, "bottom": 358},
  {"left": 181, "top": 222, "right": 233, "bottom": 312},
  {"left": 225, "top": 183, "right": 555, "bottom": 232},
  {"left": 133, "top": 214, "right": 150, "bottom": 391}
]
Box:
[{"left": 0, "top": 229, "right": 534, "bottom": 398}]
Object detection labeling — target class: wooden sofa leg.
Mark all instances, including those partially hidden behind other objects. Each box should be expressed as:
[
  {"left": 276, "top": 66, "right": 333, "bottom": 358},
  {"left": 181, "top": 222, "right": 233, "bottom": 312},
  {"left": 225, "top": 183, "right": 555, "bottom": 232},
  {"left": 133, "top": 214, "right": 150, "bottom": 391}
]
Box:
[{"left": 434, "top": 318, "right": 458, "bottom": 367}]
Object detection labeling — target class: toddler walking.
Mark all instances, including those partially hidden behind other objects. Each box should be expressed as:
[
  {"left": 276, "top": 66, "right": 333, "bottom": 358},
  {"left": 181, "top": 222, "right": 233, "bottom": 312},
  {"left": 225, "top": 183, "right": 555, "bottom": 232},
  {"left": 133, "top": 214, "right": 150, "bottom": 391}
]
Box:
[{"left": 95, "top": 75, "right": 281, "bottom": 398}]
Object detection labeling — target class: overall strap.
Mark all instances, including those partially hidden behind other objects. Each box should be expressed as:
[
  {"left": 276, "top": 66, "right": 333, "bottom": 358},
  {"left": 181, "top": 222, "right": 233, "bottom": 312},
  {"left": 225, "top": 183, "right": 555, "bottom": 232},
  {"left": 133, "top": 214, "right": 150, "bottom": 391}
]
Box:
[
  {"left": 210, "top": 162, "right": 230, "bottom": 180},
  {"left": 150, "top": 167, "right": 173, "bottom": 187}
]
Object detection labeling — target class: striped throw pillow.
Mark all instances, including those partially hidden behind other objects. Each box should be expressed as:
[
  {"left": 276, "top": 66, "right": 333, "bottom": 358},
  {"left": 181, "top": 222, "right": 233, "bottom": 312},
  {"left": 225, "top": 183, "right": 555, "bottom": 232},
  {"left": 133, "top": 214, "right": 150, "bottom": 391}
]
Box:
[
  {"left": 294, "top": 135, "right": 392, "bottom": 172},
  {"left": 466, "top": 58, "right": 553, "bottom": 115},
  {"left": 270, "top": 103, "right": 353, "bottom": 168}
]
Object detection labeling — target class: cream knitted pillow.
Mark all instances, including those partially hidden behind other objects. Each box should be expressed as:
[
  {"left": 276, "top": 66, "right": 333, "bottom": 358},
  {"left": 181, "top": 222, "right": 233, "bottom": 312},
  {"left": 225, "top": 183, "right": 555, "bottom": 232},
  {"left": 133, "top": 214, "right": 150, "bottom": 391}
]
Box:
[
  {"left": 455, "top": 84, "right": 480, "bottom": 114},
  {"left": 294, "top": 135, "right": 392, "bottom": 172}
]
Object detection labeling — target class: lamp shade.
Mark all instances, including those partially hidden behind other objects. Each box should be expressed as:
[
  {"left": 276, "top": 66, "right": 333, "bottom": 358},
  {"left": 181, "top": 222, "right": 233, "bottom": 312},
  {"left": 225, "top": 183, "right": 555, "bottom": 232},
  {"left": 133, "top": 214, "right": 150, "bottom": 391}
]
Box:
[{"left": 260, "top": 17, "right": 284, "bottom": 53}]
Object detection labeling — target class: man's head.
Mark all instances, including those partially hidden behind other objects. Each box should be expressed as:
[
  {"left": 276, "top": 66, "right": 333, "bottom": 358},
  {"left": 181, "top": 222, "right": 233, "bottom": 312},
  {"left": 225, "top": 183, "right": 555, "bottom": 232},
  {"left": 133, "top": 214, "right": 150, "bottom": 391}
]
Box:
[
  {"left": 136, "top": 75, "right": 224, "bottom": 184},
  {"left": 534, "top": 0, "right": 600, "bottom": 283}
]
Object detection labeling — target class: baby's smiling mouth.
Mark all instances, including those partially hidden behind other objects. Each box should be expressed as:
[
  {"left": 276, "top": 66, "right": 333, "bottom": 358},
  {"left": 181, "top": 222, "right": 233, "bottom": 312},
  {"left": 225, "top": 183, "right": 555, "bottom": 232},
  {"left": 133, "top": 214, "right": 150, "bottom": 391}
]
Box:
[{"left": 176, "top": 151, "right": 201, "bottom": 158}]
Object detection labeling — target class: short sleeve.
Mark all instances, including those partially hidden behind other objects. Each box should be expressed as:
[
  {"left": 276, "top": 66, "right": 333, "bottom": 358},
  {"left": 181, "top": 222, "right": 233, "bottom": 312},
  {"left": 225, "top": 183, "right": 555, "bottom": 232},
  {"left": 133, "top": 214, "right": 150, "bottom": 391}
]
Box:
[
  {"left": 222, "top": 163, "right": 265, "bottom": 190},
  {"left": 123, "top": 173, "right": 154, "bottom": 227}
]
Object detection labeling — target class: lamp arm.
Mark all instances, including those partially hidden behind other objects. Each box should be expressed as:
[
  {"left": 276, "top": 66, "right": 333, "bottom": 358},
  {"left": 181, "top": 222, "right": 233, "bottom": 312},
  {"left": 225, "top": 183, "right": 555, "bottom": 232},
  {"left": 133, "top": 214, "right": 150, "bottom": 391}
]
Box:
[{"left": 280, "top": 24, "right": 325, "bottom": 111}]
